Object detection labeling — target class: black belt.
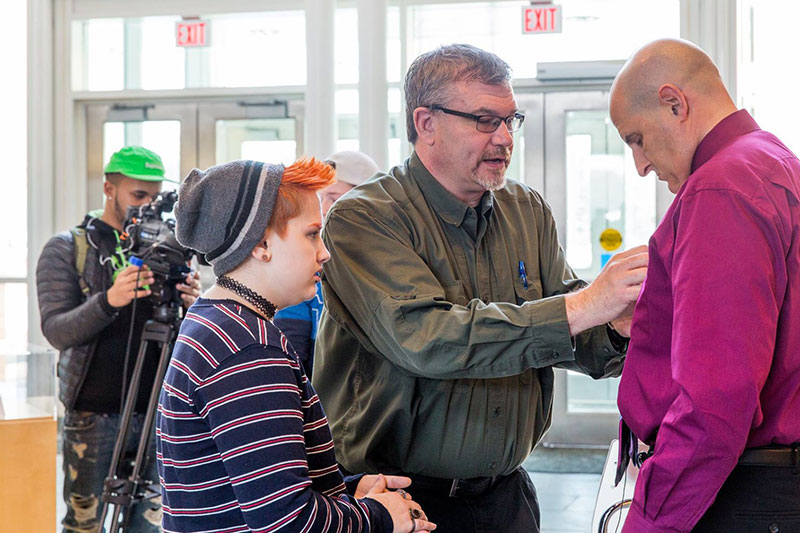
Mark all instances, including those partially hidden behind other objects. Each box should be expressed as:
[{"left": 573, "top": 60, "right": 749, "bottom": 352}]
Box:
[
  {"left": 738, "top": 445, "right": 800, "bottom": 467},
  {"left": 635, "top": 445, "right": 799, "bottom": 467},
  {"left": 404, "top": 472, "right": 502, "bottom": 498}
]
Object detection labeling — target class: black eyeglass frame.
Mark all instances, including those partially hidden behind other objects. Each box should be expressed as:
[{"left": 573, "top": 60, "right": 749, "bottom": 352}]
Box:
[{"left": 429, "top": 104, "right": 525, "bottom": 133}]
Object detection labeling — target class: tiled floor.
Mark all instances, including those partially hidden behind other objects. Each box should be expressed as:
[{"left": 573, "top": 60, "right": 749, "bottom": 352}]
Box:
[
  {"left": 529, "top": 471, "right": 600, "bottom": 533},
  {"left": 56, "top": 455, "right": 600, "bottom": 532}
]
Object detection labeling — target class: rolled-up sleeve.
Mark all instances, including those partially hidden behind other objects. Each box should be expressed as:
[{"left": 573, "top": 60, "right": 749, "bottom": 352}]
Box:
[{"left": 322, "top": 206, "right": 579, "bottom": 380}]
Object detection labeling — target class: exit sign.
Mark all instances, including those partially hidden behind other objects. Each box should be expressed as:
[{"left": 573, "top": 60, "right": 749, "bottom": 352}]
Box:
[
  {"left": 176, "top": 20, "right": 209, "bottom": 47},
  {"left": 522, "top": 4, "right": 562, "bottom": 34}
]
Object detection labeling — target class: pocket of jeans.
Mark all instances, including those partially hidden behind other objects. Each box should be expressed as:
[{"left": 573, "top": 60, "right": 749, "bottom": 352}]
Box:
[{"left": 63, "top": 411, "right": 98, "bottom": 432}]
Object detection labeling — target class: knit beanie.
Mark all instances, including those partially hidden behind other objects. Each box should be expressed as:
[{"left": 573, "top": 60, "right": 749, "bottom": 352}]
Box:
[
  {"left": 324, "top": 151, "right": 380, "bottom": 187},
  {"left": 175, "top": 160, "right": 284, "bottom": 277}
]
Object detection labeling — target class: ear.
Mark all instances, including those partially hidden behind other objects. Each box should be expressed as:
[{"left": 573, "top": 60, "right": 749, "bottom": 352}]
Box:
[
  {"left": 657, "top": 84, "right": 689, "bottom": 120},
  {"left": 103, "top": 180, "right": 115, "bottom": 199},
  {"left": 413, "top": 107, "right": 437, "bottom": 146},
  {"left": 251, "top": 240, "right": 272, "bottom": 263}
]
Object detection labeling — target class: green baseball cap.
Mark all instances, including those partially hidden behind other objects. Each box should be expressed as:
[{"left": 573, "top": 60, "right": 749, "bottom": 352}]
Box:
[{"left": 104, "top": 145, "right": 175, "bottom": 182}]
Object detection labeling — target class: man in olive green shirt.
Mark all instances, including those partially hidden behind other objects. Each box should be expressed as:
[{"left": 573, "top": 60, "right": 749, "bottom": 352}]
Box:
[{"left": 315, "top": 44, "right": 648, "bottom": 532}]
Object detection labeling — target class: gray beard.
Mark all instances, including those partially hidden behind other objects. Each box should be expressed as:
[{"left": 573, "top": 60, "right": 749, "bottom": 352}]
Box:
[
  {"left": 481, "top": 177, "right": 506, "bottom": 191},
  {"left": 475, "top": 173, "right": 506, "bottom": 191}
]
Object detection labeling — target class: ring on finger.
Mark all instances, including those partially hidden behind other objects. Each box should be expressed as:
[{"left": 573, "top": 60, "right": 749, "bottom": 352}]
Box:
[
  {"left": 396, "top": 489, "right": 409, "bottom": 500},
  {"left": 409, "top": 508, "right": 423, "bottom": 519},
  {"left": 408, "top": 509, "right": 417, "bottom": 532}
]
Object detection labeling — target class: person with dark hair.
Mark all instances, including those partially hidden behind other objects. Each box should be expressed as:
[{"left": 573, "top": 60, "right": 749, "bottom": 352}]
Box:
[
  {"left": 274, "top": 150, "right": 380, "bottom": 378},
  {"left": 157, "top": 158, "right": 435, "bottom": 532},
  {"left": 36, "top": 145, "right": 201, "bottom": 532},
  {"left": 610, "top": 38, "right": 800, "bottom": 532},
  {"left": 314, "top": 43, "right": 647, "bottom": 531}
]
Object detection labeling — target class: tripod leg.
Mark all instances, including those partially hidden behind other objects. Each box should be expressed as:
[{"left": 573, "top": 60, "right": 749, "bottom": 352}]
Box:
[
  {"left": 99, "top": 336, "right": 152, "bottom": 529},
  {"left": 132, "top": 328, "right": 176, "bottom": 485},
  {"left": 109, "top": 320, "right": 176, "bottom": 532},
  {"left": 102, "top": 319, "right": 176, "bottom": 532},
  {"left": 121, "top": 326, "right": 177, "bottom": 531}
]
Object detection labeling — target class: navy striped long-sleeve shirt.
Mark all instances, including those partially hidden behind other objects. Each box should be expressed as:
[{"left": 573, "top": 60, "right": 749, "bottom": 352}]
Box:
[{"left": 156, "top": 298, "right": 392, "bottom": 532}]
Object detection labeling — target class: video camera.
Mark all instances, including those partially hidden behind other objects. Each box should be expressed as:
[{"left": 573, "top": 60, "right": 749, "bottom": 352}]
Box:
[{"left": 122, "top": 190, "right": 194, "bottom": 323}]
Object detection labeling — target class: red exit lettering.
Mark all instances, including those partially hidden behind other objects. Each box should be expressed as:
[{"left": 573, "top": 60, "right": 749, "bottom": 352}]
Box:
[
  {"left": 176, "top": 20, "right": 209, "bottom": 47},
  {"left": 522, "top": 5, "right": 563, "bottom": 34}
]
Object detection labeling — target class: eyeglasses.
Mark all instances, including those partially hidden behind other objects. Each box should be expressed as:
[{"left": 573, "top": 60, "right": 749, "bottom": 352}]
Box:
[{"left": 429, "top": 105, "right": 525, "bottom": 133}]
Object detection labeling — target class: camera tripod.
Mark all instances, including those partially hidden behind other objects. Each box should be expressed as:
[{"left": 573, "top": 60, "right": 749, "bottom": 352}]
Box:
[{"left": 98, "top": 309, "right": 180, "bottom": 532}]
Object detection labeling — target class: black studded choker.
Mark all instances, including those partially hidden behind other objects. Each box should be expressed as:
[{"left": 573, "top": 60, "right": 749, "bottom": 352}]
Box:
[{"left": 216, "top": 275, "right": 277, "bottom": 320}]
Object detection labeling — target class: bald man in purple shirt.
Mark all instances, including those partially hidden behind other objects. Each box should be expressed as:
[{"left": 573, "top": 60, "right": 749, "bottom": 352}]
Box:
[{"left": 610, "top": 38, "right": 800, "bottom": 532}]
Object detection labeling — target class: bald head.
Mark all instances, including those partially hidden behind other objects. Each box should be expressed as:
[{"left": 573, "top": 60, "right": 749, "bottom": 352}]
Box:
[
  {"left": 609, "top": 39, "right": 739, "bottom": 193},
  {"left": 611, "top": 38, "right": 733, "bottom": 115}
]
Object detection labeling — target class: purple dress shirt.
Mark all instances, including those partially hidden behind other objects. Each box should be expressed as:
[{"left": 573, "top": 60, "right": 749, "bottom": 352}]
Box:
[{"left": 618, "top": 110, "right": 800, "bottom": 532}]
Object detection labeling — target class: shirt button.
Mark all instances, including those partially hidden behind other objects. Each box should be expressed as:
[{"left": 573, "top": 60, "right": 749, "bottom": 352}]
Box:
[
  {"left": 493, "top": 407, "right": 502, "bottom": 417},
  {"left": 489, "top": 462, "right": 496, "bottom": 470},
  {"left": 551, "top": 351, "right": 559, "bottom": 360}
]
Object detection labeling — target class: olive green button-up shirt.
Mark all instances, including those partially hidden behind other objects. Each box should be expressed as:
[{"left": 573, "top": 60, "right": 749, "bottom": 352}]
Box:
[{"left": 314, "top": 153, "right": 624, "bottom": 479}]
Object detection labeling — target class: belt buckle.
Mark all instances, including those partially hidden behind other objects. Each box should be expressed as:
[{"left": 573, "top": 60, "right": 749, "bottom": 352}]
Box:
[{"left": 449, "top": 479, "right": 460, "bottom": 498}]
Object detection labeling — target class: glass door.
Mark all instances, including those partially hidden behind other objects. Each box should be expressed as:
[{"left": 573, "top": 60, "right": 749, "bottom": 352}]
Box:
[
  {"left": 514, "top": 93, "right": 544, "bottom": 190},
  {"left": 86, "top": 98, "right": 305, "bottom": 194},
  {"left": 525, "top": 90, "right": 658, "bottom": 445},
  {"left": 86, "top": 103, "right": 197, "bottom": 205},
  {"left": 197, "top": 100, "right": 304, "bottom": 169},
  {"left": 544, "top": 91, "right": 656, "bottom": 279}
]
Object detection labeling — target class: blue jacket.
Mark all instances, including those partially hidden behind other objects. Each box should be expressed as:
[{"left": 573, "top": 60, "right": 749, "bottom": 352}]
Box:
[{"left": 274, "top": 282, "right": 323, "bottom": 377}]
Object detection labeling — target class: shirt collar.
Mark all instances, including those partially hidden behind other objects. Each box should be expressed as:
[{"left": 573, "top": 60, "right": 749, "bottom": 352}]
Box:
[
  {"left": 409, "top": 152, "right": 494, "bottom": 227},
  {"left": 691, "top": 109, "right": 760, "bottom": 174}
]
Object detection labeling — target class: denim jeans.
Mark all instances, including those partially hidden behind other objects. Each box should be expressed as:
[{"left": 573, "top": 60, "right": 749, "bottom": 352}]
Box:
[{"left": 62, "top": 410, "right": 161, "bottom": 533}]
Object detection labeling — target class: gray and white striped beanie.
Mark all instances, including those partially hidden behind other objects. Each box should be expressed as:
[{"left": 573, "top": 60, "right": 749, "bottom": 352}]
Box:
[{"left": 175, "top": 160, "right": 284, "bottom": 277}]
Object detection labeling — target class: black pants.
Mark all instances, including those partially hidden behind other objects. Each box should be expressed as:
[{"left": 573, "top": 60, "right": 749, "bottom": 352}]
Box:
[
  {"left": 406, "top": 467, "right": 540, "bottom": 533},
  {"left": 693, "top": 463, "right": 800, "bottom": 532}
]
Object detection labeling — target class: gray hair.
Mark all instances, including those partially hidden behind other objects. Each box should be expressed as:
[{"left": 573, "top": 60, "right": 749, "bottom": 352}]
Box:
[{"left": 404, "top": 43, "right": 512, "bottom": 144}]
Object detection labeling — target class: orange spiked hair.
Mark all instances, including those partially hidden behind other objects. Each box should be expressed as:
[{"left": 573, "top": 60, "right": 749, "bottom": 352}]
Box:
[{"left": 268, "top": 157, "right": 336, "bottom": 236}]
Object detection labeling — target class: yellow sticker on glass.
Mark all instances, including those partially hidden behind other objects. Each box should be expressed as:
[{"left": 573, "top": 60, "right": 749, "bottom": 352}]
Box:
[{"left": 600, "top": 228, "right": 623, "bottom": 251}]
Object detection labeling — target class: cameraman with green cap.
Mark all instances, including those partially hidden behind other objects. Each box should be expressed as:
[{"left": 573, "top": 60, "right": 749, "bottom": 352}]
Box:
[{"left": 36, "top": 146, "right": 201, "bottom": 532}]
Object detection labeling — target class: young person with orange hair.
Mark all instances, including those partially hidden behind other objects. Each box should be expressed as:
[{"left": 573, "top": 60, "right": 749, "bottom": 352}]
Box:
[
  {"left": 157, "top": 158, "right": 434, "bottom": 532},
  {"left": 274, "top": 151, "right": 381, "bottom": 379}
]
